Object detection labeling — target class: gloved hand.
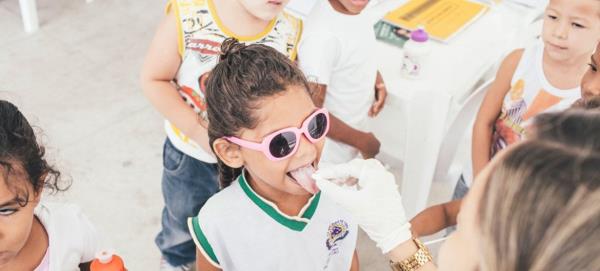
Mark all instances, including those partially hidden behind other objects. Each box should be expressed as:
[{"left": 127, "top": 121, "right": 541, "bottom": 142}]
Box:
[{"left": 313, "top": 159, "right": 412, "bottom": 254}]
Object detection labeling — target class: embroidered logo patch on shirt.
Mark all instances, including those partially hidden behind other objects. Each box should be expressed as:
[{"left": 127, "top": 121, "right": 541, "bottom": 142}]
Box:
[
  {"left": 326, "top": 220, "right": 349, "bottom": 251},
  {"left": 323, "top": 220, "right": 350, "bottom": 269}
]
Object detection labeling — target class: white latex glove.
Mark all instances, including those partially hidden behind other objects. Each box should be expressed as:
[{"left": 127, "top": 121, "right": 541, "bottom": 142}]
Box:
[{"left": 313, "top": 159, "right": 412, "bottom": 254}]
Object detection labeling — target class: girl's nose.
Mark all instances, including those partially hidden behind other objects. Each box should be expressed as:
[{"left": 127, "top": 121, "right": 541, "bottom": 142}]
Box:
[
  {"left": 295, "top": 133, "right": 318, "bottom": 160},
  {"left": 553, "top": 22, "right": 569, "bottom": 40}
]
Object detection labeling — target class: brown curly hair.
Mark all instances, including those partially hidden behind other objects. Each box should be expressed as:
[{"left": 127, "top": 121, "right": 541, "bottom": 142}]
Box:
[{"left": 0, "top": 100, "right": 68, "bottom": 206}]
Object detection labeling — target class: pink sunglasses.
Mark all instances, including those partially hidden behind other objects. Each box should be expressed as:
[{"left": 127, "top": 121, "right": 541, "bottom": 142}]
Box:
[{"left": 224, "top": 108, "right": 330, "bottom": 161}]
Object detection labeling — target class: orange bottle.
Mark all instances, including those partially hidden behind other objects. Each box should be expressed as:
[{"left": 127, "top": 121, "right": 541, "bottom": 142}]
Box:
[{"left": 90, "top": 250, "right": 127, "bottom": 271}]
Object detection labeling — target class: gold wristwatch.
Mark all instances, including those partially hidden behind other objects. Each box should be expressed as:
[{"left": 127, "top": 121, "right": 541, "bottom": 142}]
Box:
[{"left": 389, "top": 238, "right": 433, "bottom": 271}]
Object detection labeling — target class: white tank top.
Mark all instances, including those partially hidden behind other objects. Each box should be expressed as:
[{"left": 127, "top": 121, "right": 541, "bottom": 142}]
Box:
[
  {"left": 188, "top": 171, "right": 357, "bottom": 270},
  {"left": 165, "top": 0, "right": 303, "bottom": 163},
  {"left": 492, "top": 41, "right": 581, "bottom": 155}
]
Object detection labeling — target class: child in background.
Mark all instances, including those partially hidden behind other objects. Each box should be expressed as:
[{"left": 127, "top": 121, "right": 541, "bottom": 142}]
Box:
[
  {"left": 412, "top": 2, "right": 600, "bottom": 235},
  {"left": 472, "top": 0, "right": 600, "bottom": 177},
  {"left": 298, "top": 0, "right": 387, "bottom": 164},
  {"left": 409, "top": 98, "right": 600, "bottom": 237},
  {"left": 0, "top": 100, "right": 99, "bottom": 270},
  {"left": 188, "top": 39, "right": 358, "bottom": 271},
  {"left": 579, "top": 41, "right": 600, "bottom": 101},
  {"left": 139, "top": 0, "right": 302, "bottom": 269}
]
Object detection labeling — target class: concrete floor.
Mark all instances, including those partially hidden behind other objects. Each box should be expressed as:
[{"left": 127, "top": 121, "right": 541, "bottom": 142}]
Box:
[{"left": 0, "top": 0, "right": 448, "bottom": 269}]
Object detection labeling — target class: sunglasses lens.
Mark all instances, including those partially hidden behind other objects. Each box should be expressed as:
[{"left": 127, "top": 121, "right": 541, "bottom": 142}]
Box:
[
  {"left": 308, "top": 113, "right": 328, "bottom": 139},
  {"left": 269, "top": 131, "right": 297, "bottom": 158}
]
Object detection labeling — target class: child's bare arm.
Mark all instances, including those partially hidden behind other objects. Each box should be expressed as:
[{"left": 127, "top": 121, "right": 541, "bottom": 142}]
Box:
[
  {"left": 472, "top": 49, "right": 523, "bottom": 178},
  {"left": 309, "top": 83, "right": 381, "bottom": 158},
  {"left": 196, "top": 249, "right": 221, "bottom": 271},
  {"left": 410, "top": 204, "right": 446, "bottom": 237},
  {"left": 140, "top": 11, "right": 211, "bottom": 152},
  {"left": 410, "top": 200, "right": 462, "bottom": 237},
  {"left": 349, "top": 250, "right": 359, "bottom": 271},
  {"left": 442, "top": 199, "right": 461, "bottom": 226}
]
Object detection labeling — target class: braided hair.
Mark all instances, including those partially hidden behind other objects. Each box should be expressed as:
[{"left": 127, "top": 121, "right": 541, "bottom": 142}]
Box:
[{"left": 205, "top": 38, "right": 310, "bottom": 188}]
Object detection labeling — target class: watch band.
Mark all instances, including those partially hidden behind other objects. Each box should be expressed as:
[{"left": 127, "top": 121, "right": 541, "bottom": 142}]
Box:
[{"left": 389, "top": 238, "right": 433, "bottom": 271}]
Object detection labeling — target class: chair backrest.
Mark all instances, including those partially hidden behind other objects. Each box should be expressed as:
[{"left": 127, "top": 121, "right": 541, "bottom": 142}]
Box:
[{"left": 432, "top": 79, "right": 494, "bottom": 194}]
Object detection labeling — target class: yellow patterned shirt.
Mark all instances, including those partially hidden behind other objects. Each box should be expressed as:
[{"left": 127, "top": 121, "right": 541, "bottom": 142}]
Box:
[{"left": 165, "top": 0, "right": 302, "bottom": 162}]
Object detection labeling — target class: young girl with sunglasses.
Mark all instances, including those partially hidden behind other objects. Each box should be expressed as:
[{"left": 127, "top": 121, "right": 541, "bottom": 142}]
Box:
[{"left": 186, "top": 39, "right": 359, "bottom": 271}]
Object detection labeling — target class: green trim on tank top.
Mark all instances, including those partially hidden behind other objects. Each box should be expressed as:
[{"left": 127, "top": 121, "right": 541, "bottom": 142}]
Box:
[{"left": 238, "top": 171, "right": 321, "bottom": 231}]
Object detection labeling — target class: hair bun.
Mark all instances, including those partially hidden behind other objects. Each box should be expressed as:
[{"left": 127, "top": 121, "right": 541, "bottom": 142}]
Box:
[{"left": 219, "top": 38, "right": 245, "bottom": 61}]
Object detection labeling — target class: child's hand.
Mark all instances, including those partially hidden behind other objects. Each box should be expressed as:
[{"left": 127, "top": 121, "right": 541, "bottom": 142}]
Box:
[
  {"left": 369, "top": 80, "right": 387, "bottom": 117},
  {"left": 357, "top": 132, "right": 381, "bottom": 159},
  {"left": 369, "top": 71, "right": 387, "bottom": 118},
  {"left": 313, "top": 159, "right": 412, "bottom": 253}
]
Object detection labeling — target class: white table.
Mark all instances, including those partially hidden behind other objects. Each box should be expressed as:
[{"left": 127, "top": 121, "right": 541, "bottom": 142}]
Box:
[{"left": 370, "top": 1, "right": 533, "bottom": 217}]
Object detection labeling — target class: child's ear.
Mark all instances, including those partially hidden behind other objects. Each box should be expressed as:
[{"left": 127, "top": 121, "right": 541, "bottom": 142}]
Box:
[
  {"left": 32, "top": 172, "right": 48, "bottom": 204},
  {"left": 213, "top": 138, "right": 244, "bottom": 168}
]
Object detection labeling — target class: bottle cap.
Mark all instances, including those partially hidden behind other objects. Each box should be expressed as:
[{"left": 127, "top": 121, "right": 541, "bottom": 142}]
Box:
[
  {"left": 96, "top": 250, "right": 115, "bottom": 264},
  {"left": 91, "top": 249, "right": 126, "bottom": 271},
  {"left": 410, "top": 26, "right": 429, "bottom": 43}
]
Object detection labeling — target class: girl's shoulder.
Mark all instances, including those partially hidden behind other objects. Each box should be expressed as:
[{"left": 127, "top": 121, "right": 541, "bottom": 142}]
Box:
[
  {"left": 503, "top": 48, "right": 526, "bottom": 70},
  {"left": 35, "top": 202, "right": 88, "bottom": 229},
  {"left": 35, "top": 202, "right": 99, "bottom": 267},
  {"left": 196, "top": 180, "right": 245, "bottom": 219},
  {"left": 495, "top": 48, "right": 526, "bottom": 85},
  {"left": 513, "top": 41, "right": 547, "bottom": 77},
  {"left": 502, "top": 39, "right": 545, "bottom": 73}
]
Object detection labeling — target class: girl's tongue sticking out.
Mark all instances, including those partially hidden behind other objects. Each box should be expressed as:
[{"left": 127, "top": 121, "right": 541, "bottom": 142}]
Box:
[{"left": 289, "top": 165, "right": 319, "bottom": 194}]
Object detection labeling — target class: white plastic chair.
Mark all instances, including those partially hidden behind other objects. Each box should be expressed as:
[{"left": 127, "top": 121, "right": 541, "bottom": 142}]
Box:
[
  {"left": 431, "top": 79, "right": 494, "bottom": 200},
  {"left": 19, "top": 0, "right": 39, "bottom": 33},
  {"left": 18, "top": 0, "right": 94, "bottom": 33}
]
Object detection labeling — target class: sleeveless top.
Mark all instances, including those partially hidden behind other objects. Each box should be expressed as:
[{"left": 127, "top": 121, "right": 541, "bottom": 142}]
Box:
[
  {"left": 165, "top": 0, "right": 303, "bottom": 162},
  {"left": 492, "top": 41, "right": 581, "bottom": 155}
]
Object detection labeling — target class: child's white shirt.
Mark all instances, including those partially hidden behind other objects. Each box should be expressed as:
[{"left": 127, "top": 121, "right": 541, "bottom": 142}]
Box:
[
  {"left": 298, "top": 1, "right": 378, "bottom": 164},
  {"left": 34, "top": 202, "right": 99, "bottom": 271},
  {"left": 188, "top": 171, "right": 358, "bottom": 271}
]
